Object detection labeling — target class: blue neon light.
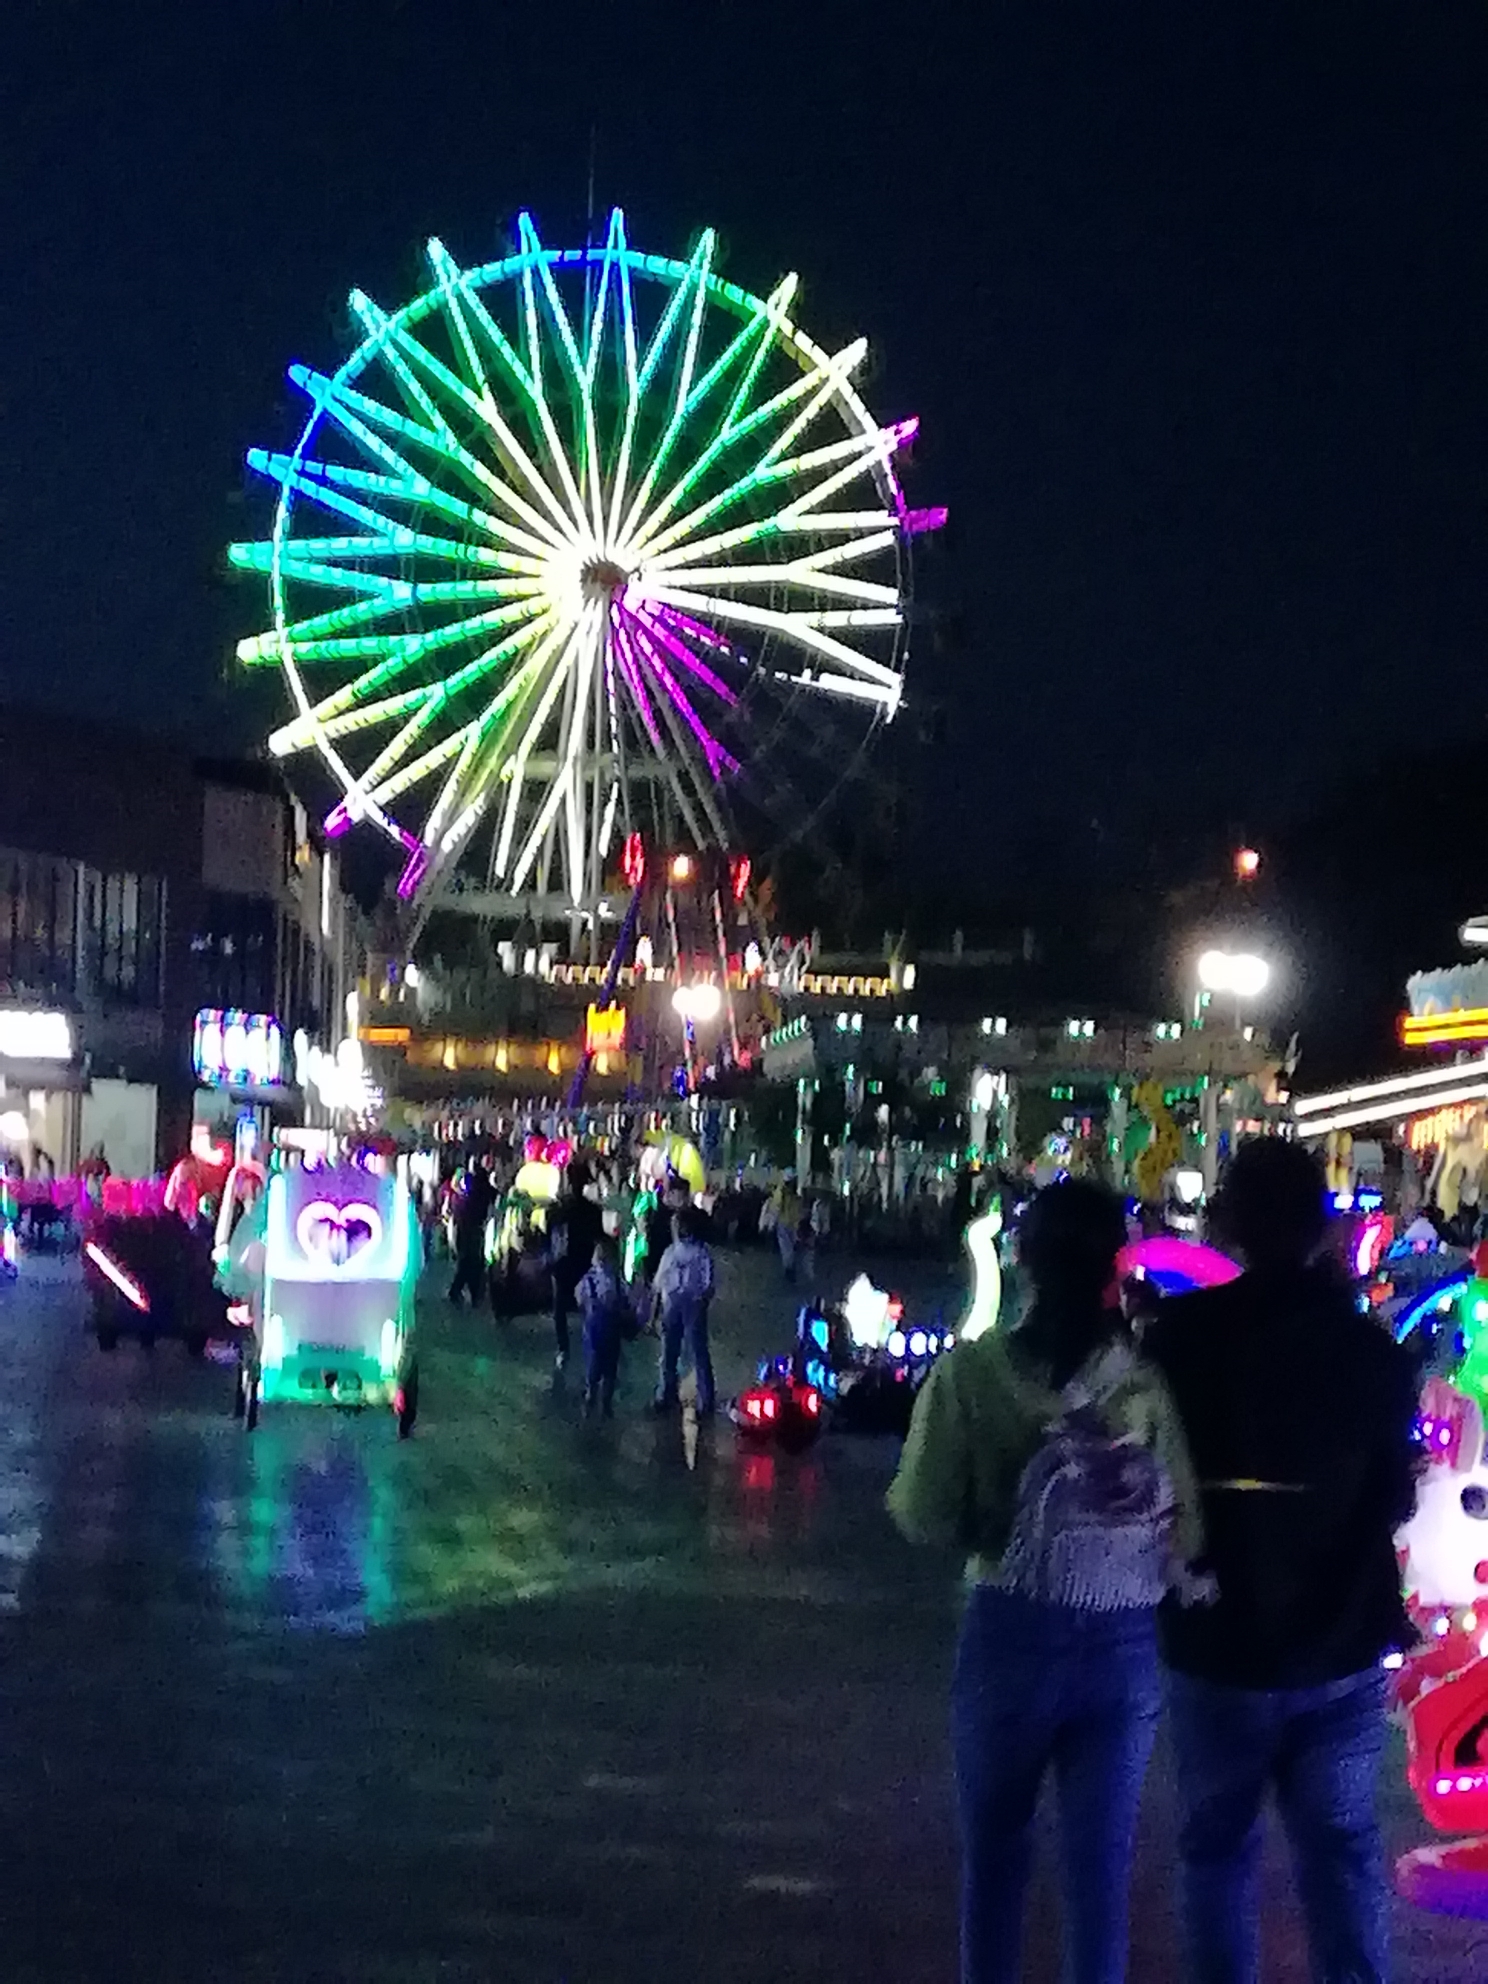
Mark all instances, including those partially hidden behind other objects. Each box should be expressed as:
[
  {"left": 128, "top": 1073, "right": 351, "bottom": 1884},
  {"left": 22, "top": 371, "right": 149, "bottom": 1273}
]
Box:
[{"left": 1393, "top": 1272, "right": 1468, "bottom": 1345}]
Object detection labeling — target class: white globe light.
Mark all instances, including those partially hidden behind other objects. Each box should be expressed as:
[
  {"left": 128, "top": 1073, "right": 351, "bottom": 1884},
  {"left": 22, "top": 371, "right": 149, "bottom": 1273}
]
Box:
[
  {"left": 1197, "top": 950, "right": 1231, "bottom": 993},
  {"left": 672, "top": 981, "right": 722, "bottom": 1022},
  {"left": 1197, "top": 950, "right": 1270, "bottom": 999},
  {"left": 1228, "top": 954, "right": 1270, "bottom": 999}
]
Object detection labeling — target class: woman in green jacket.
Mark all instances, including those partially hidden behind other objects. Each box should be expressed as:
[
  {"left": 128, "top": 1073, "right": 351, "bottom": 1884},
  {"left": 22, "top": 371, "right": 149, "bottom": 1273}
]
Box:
[{"left": 889, "top": 1179, "right": 1203, "bottom": 1984}]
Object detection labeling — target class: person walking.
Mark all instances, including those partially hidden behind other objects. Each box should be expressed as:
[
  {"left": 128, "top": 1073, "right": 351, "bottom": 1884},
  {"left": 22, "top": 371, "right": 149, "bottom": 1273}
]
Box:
[
  {"left": 771, "top": 1172, "right": 802, "bottom": 1282},
  {"left": 888, "top": 1178, "right": 1205, "bottom": 1984},
  {"left": 1145, "top": 1138, "right": 1418, "bottom": 1984},
  {"left": 575, "top": 1236, "right": 630, "bottom": 1418},
  {"left": 549, "top": 1161, "right": 604, "bottom": 1371},
  {"left": 650, "top": 1206, "right": 717, "bottom": 1415},
  {"left": 447, "top": 1160, "right": 494, "bottom": 1306}
]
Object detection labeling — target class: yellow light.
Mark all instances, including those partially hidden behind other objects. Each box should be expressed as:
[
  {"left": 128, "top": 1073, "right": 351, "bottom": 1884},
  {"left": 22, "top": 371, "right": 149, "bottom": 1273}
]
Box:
[
  {"left": 669, "top": 853, "right": 693, "bottom": 883},
  {"left": 1400, "top": 1008, "right": 1488, "bottom": 1048}
]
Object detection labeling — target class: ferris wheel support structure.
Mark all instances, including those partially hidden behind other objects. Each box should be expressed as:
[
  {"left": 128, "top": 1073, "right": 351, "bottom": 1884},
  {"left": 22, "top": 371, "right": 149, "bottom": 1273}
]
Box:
[{"left": 231, "top": 211, "right": 943, "bottom": 945}]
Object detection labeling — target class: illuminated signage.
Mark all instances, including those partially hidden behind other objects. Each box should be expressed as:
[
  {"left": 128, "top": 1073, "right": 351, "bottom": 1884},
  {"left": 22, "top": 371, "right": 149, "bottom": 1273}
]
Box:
[
  {"left": 1406, "top": 1102, "right": 1485, "bottom": 1153},
  {"left": 1400, "top": 1008, "right": 1488, "bottom": 1049},
  {"left": 193, "top": 1009, "right": 283, "bottom": 1088},
  {"left": 0, "top": 1010, "right": 73, "bottom": 1062},
  {"left": 585, "top": 1004, "right": 627, "bottom": 1055}
]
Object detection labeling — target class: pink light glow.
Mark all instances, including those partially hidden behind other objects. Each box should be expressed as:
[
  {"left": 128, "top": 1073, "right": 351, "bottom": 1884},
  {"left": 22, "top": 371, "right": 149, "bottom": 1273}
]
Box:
[
  {"left": 622, "top": 609, "right": 739, "bottom": 778},
  {"left": 609, "top": 607, "right": 666, "bottom": 754},
  {"left": 1117, "top": 1237, "right": 1241, "bottom": 1290},
  {"left": 904, "top": 506, "right": 949, "bottom": 536},
  {"left": 394, "top": 828, "right": 428, "bottom": 901},
  {"left": 630, "top": 602, "right": 737, "bottom": 706},
  {"left": 85, "top": 1241, "right": 151, "bottom": 1313},
  {"left": 323, "top": 803, "right": 353, "bottom": 838},
  {"left": 654, "top": 605, "right": 739, "bottom": 660},
  {"left": 885, "top": 416, "right": 920, "bottom": 450}
]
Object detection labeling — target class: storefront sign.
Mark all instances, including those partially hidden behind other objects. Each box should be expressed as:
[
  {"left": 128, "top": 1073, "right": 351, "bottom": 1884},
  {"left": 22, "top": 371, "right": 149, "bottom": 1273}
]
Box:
[
  {"left": 193, "top": 1009, "right": 283, "bottom": 1088},
  {"left": 585, "top": 1003, "right": 627, "bottom": 1055},
  {"left": 1406, "top": 1102, "right": 1484, "bottom": 1153},
  {"left": 1399, "top": 1006, "right": 1488, "bottom": 1049},
  {"left": 0, "top": 1010, "right": 73, "bottom": 1061}
]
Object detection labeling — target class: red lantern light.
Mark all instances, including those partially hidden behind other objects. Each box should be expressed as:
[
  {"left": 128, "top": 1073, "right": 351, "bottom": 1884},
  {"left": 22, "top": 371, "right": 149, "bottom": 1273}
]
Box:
[
  {"left": 729, "top": 855, "right": 751, "bottom": 902},
  {"left": 621, "top": 832, "right": 646, "bottom": 888}
]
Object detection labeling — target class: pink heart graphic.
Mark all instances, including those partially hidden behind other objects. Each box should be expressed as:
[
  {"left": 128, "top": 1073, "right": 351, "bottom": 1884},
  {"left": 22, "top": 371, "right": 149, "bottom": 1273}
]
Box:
[{"left": 295, "top": 1200, "right": 383, "bottom": 1270}]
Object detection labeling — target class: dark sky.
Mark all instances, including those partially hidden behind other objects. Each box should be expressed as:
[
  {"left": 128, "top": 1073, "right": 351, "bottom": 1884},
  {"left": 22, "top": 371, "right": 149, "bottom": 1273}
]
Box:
[{"left": 5, "top": 1, "right": 1487, "bottom": 897}]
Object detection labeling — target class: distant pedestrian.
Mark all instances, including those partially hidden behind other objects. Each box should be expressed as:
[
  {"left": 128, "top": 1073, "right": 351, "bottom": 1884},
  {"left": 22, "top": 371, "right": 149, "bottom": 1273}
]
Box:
[
  {"left": 1146, "top": 1138, "right": 1418, "bottom": 1984},
  {"left": 576, "top": 1236, "right": 630, "bottom": 1418},
  {"left": 889, "top": 1178, "right": 1205, "bottom": 1984},
  {"left": 549, "top": 1161, "right": 604, "bottom": 1372},
  {"left": 771, "top": 1173, "right": 802, "bottom": 1282},
  {"left": 447, "top": 1161, "right": 494, "bottom": 1306},
  {"left": 651, "top": 1206, "right": 716, "bottom": 1414}
]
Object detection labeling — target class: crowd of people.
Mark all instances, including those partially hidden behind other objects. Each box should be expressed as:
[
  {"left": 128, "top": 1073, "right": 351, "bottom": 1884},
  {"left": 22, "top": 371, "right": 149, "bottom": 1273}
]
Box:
[{"left": 432, "top": 1146, "right": 720, "bottom": 1421}]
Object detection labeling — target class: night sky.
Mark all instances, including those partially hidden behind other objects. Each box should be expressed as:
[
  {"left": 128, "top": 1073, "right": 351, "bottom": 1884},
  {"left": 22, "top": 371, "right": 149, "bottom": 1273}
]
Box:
[{"left": 6, "top": 3, "right": 1488, "bottom": 951}]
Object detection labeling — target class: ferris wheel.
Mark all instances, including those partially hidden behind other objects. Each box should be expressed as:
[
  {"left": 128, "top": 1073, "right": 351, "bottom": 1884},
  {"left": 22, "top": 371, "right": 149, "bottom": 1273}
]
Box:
[{"left": 231, "top": 210, "right": 940, "bottom": 931}]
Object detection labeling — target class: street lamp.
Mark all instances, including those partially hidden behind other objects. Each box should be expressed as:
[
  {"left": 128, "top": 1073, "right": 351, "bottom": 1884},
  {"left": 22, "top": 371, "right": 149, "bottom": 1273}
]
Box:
[
  {"left": 1197, "top": 950, "right": 1270, "bottom": 1001},
  {"left": 671, "top": 981, "right": 722, "bottom": 1023}
]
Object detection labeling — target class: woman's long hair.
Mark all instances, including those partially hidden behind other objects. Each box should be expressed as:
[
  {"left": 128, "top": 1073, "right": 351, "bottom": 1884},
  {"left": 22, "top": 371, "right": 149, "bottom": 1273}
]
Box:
[{"left": 1013, "top": 1179, "right": 1129, "bottom": 1388}]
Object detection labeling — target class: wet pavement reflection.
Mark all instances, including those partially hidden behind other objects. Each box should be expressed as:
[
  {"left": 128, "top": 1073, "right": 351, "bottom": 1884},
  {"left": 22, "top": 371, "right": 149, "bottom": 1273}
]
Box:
[{"left": 0, "top": 1245, "right": 1478, "bottom": 1981}]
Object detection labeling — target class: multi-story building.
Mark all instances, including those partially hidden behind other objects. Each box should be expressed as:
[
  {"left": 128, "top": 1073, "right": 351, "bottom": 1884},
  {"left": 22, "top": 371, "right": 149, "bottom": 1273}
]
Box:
[{"left": 0, "top": 706, "right": 359, "bottom": 1173}]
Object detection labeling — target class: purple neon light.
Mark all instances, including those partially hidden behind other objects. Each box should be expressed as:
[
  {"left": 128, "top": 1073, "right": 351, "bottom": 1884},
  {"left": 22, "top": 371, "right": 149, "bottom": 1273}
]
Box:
[
  {"left": 884, "top": 416, "right": 920, "bottom": 451},
  {"left": 622, "top": 610, "right": 739, "bottom": 779},
  {"left": 653, "top": 603, "right": 741, "bottom": 661},
  {"left": 904, "top": 505, "right": 948, "bottom": 536},
  {"left": 394, "top": 831, "right": 429, "bottom": 901},
  {"left": 323, "top": 802, "right": 354, "bottom": 839},
  {"left": 629, "top": 601, "right": 738, "bottom": 707},
  {"left": 608, "top": 607, "right": 666, "bottom": 755}
]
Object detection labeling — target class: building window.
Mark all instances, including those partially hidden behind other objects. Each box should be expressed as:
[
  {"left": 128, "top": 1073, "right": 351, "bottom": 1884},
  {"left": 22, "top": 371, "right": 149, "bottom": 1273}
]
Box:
[
  {"left": 0, "top": 849, "right": 79, "bottom": 1003},
  {"left": 84, "top": 868, "right": 165, "bottom": 1007}
]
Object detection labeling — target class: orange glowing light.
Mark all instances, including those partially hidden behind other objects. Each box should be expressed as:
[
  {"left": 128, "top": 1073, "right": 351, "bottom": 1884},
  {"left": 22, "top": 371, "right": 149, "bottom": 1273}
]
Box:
[
  {"left": 1406, "top": 1102, "right": 1485, "bottom": 1153},
  {"left": 585, "top": 1004, "right": 627, "bottom": 1056},
  {"left": 1234, "top": 847, "right": 1261, "bottom": 880},
  {"left": 669, "top": 853, "right": 694, "bottom": 884}
]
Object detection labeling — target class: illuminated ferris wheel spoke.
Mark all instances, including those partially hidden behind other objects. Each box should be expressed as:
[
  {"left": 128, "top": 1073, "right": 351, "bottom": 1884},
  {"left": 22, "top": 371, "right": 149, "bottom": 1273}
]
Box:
[{"left": 237, "top": 212, "right": 929, "bottom": 926}]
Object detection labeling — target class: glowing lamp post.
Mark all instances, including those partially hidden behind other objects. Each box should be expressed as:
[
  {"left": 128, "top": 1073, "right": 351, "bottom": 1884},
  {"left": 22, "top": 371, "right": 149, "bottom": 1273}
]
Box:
[{"left": 1194, "top": 949, "right": 1270, "bottom": 1194}]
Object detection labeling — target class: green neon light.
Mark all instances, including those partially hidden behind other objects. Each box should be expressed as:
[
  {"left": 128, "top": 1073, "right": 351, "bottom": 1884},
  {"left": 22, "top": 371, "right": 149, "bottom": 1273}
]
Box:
[{"left": 236, "top": 211, "right": 922, "bottom": 901}]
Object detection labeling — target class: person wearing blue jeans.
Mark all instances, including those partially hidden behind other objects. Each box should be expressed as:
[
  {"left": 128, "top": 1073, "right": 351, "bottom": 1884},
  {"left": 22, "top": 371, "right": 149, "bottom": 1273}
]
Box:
[
  {"left": 650, "top": 1206, "right": 716, "bottom": 1414},
  {"left": 954, "top": 1587, "right": 1161, "bottom": 1984},
  {"left": 889, "top": 1180, "right": 1204, "bottom": 1984},
  {"left": 1167, "top": 1668, "right": 1388, "bottom": 1983},
  {"left": 1146, "top": 1140, "right": 1416, "bottom": 1984}
]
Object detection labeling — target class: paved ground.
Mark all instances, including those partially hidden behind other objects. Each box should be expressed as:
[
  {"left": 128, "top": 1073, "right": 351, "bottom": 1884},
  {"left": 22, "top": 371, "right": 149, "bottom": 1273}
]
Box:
[{"left": 0, "top": 1242, "right": 1482, "bottom": 1981}]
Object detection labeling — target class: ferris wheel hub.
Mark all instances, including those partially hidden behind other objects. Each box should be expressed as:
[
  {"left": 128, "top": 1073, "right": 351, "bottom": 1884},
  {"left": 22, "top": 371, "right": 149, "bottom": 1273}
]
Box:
[{"left": 579, "top": 556, "right": 632, "bottom": 603}]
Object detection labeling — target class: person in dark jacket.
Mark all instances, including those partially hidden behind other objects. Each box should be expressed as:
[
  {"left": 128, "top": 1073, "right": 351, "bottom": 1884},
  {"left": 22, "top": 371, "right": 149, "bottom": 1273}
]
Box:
[
  {"left": 549, "top": 1161, "right": 604, "bottom": 1372},
  {"left": 1145, "top": 1138, "right": 1418, "bottom": 1984},
  {"left": 447, "top": 1161, "right": 495, "bottom": 1306}
]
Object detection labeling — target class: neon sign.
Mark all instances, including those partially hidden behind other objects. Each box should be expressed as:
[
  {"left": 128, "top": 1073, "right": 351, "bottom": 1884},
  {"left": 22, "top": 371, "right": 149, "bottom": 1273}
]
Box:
[
  {"left": 193, "top": 1009, "right": 283, "bottom": 1087},
  {"left": 585, "top": 1004, "right": 627, "bottom": 1056},
  {"left": 1401, "top": 1008, "right": 1488, "bottom": 1049},
  {"left": 1407, "top": 1103, "right": 1485, "bottom": 1153}
]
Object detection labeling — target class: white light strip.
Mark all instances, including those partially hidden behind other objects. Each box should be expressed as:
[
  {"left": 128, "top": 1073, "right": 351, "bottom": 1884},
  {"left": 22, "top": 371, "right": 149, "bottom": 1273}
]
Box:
[
  {"left": 1295, "top": 1079, "right": 1488, "bottom": 1139},
  {"left": 1292, "top": 1054, "right": 1488, "bottom": 1116}
]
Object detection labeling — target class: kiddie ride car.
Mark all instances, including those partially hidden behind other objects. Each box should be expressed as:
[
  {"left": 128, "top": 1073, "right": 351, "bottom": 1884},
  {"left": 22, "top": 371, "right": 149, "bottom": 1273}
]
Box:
[
  {"left": 729, "top": 1275, "right": 957, "bottom": 1449},
  {"left": 1393, "top": 1378, "right": 1488, "bottom": 1917},
  {"left": 222, "top": 1162, "right": 422, "bottom": 1435},
  {"left": 83, "top": 1211, "right": 232, "bottom": 1355}
]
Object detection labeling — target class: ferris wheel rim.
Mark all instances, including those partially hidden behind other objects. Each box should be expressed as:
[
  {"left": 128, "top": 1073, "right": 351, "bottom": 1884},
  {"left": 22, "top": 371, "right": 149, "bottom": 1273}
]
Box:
[{"left": 240, "top": 212, "right": 925, "bottom": 916}]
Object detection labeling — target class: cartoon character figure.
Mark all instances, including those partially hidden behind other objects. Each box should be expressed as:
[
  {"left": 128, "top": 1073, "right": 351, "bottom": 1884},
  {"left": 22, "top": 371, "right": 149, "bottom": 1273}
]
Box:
[
  {"left": 1395, "top": 1377, "right": 1488, "bottom": 1917},
  {"left": 1399, "top": 1379, "right": 1488, "bottom": 1611}
]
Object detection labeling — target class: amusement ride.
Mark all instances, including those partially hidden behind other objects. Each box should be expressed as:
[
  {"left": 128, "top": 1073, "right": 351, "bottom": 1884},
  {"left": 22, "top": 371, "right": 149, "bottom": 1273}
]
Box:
[{"left": 231, "top": 210, "right": 938, "bottom": 946}]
